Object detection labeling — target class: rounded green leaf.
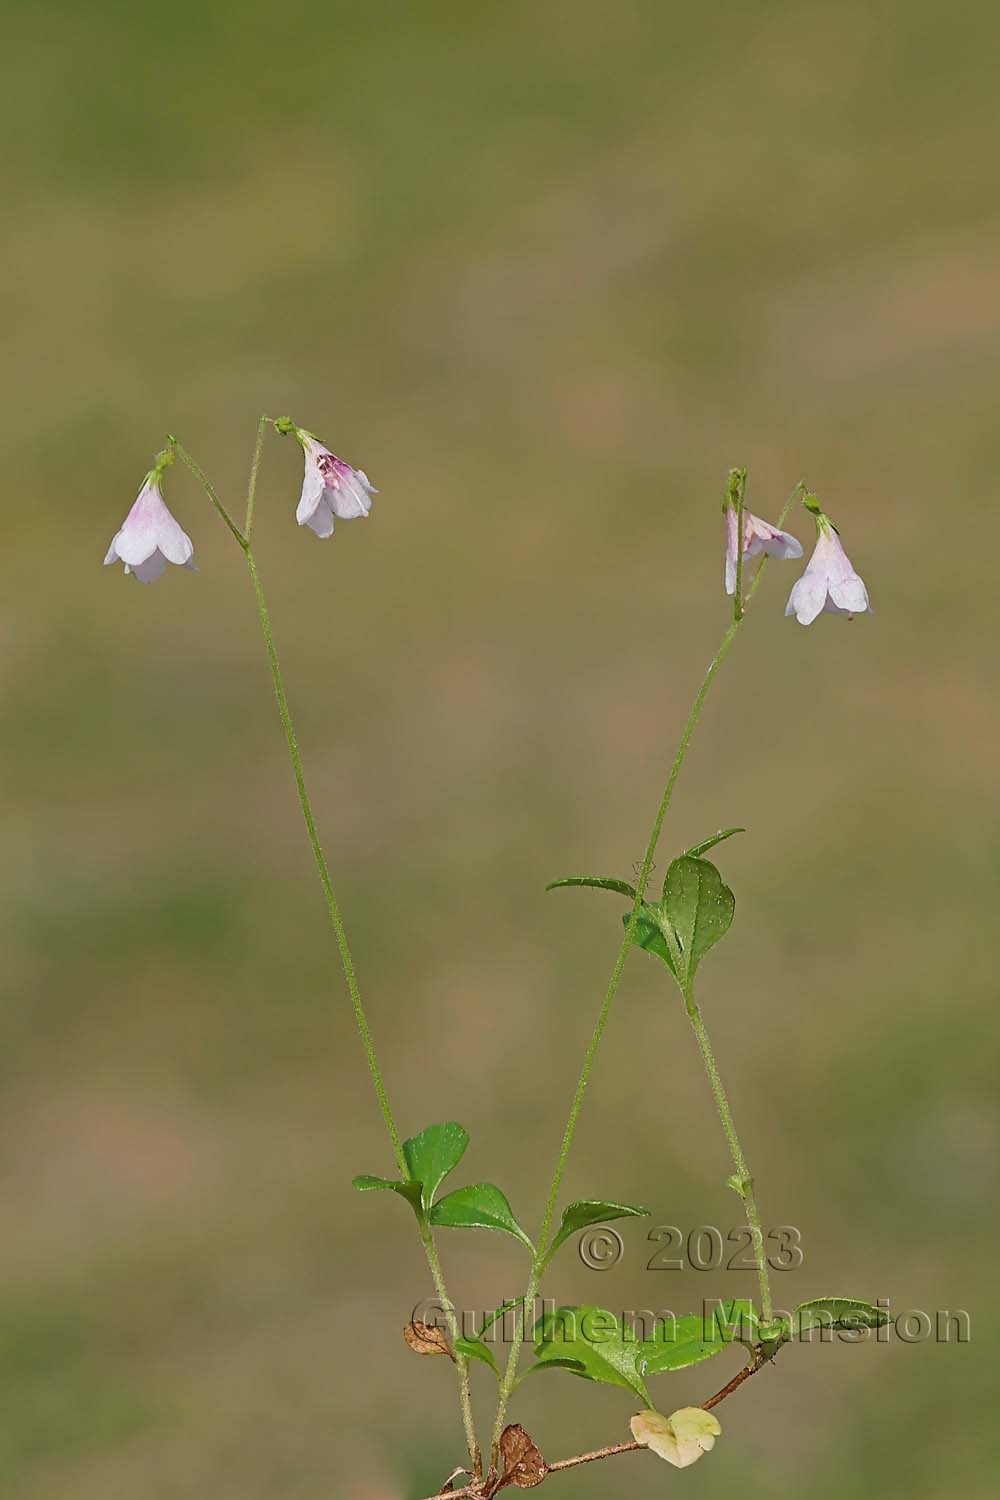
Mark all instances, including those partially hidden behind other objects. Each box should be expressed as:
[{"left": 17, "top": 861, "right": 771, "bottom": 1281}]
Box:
[
  {"left": 402, "top": 1122, "right": 470, "bottom": 1212},
  {"left": 429, "top": 1183, "right": 535, "bottom": 1250},
  {"left": 641, "top": 1316, "right": 728, "bottom": 1374},
  {"left": 532, "top": 1305, "right": 652, "bottom": 1403},
  {"left": 641, "top": 1299, "right": 757, "bottom": 1374},
  {"left": 623, "top": 904, "right": 678, "bottom": 976},
  {"left": 454, "top": 1334, "right": 501, "bottom": 1377},
  {"left": 661, "top": 855, "right": 735, "bottom": 985}
]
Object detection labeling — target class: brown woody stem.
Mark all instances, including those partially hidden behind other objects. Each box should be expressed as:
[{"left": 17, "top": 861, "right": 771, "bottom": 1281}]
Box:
[
  {"left": 702, "top": 1347, "right": 767, "bottom": 1410},
  {"left": 421, "top": 1351, "right": 773, "bottom": 1497},
  {"left": 545, "top": 1439, "right": 643, "bottom": 1473}
]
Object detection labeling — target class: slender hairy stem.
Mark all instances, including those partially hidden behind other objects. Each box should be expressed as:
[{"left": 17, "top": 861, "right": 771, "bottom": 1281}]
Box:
[
  {"left": 243, "top": 546, "right": 482, "bottom": 1473},
  {"left": 732, "top": 466, "right": 746, "bottom": 621},
  {"left": 414, "top": 1349, "right": 771, "bottom": 1496},
  {"left": 685, "top": 992, "right": 773, "bottom": 1322},
  {"left": 491, "top": 626, "right": 739, "bottom": 1448},
  {"left": 489, "top": 485, "right": 800, "bottom": 1451},
  {"left": 244, "top": 415, "right": 270, "bottom": 541},
  {"left": 417, "top": 1349, "right": 769, "bottom": 1496},
  {"left": 419, "top": 1225, "right": 483, "bottom": 1479},
  {"left": 171, "top": 438, "right": 247, "bottom": 548},
  {"left": 244, "top": 548, "right": 405, "bottom": 1170},
  {"left": 176, "top": 441, "right": 482, "bottom": 1472}
]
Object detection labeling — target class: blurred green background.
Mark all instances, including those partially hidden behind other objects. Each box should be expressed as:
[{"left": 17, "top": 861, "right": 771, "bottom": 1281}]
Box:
[{"left": 2, "top": 1, "right": 996, "bottom": 1496}]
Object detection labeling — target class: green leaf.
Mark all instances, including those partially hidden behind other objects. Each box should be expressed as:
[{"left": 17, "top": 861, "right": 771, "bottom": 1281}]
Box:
[
  {"left": 402, "top": 1122, "right": 469, "bottom": 1212},
  {"left": 546, "top": 878, "right": 675, "bottom": 977},
  {"left": 451, "top": 1298, "right": 526, "bottom": 1380},
  {"left": 543, "top": 1200, "right": 651, "bottom": 1267},
  {"left": 641, "top": 1299, "right": 758, "bottom": 1374},
  {"left": 623, "top": 903, "right": 678, "bottom": 976},
  {"left": 546, "top": 874, "right": 637, "bottom": 898},
  {"left": 791, "top": 1298, "right": 889, "bottom": 1335},
  {"left": 548, "top": 856, "right": 736, "bottom": 992},
  {"left": 685, "top": 828, "right": 745, "bottom": 858},
  {"left": 351, "top": 1174, "right": 423, "bottom": 1213},
  {"left": 477, "top": 1297, "right": 526, "bottom": 1337},
  {"left": 454, "top": 1334, "right": 501, "bottom": 1376},
  {"left": 639, "top": 1316, "right": 726, "bottom": 1374},
  {"left": 429, "top": 1183, "right": 535, "bottom": 1250},
  {"left": 661, "top": 855, "right": 735, "bottom": 987},
  {"left": 718, "top": 1297, "right": 761, "bottom": 1347},
  {"left": 531, "top": 1306, "right": 652, "bottom": 1403}
]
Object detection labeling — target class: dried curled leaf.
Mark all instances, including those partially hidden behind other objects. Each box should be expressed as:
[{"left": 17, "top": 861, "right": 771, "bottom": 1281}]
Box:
[
  {"left": 500, "top": 1423, "right": 546, "bottom": 1488},
  {"left": 403, "top": 1320, "right": 454, "bottom": 1359},
  {"left": 630, "top": 1406, "right": 721, "bottom": 1468}
]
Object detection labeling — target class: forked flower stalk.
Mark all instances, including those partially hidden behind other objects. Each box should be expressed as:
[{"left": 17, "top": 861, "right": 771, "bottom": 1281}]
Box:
[{"left": 174, "top": 424, "right": 484, "bottom": 1478}]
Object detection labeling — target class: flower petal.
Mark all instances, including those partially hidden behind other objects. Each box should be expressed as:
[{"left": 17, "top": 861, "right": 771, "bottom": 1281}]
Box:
[
  {"left": 155, "top": 514, "right": 194, "bottom": 566},
  {"left": 127, "top": 549, "right": 169, "bottom": 584},
  {"left": 724, "top": 505, "right": 739, "bottom": 596},
  {"left": 785, "top": 568, "right": 828, "bottom": 626},
  {"left": 110, "top": 480, "right": 193, "bottom": 569},
  {"left": 745, "top": 512, "right": 803, "bottom": 560},
  {"left": 302, "top": 494, "right": 336, "bottom": 538},
  {"left": 113, "top": 513, "right": 160, "bottom": 566},
  {"left": 827, "top": 570, "right": 870, "bottom": 614},
  {"left": 297, "top": 458, "right": 326, "bottom": 525},
  {"left": 326, "top": 469, "right": 374, "bottom": 520},
  {"left": 757, "top": 529, "right": 803, "bottom": 561},
  {"left": 728, "top": 508, "right": 802, "bottom": 594}
]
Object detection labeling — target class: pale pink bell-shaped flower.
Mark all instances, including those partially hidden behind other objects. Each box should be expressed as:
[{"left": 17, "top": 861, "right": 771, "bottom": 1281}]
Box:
[
  {"left": 785, "top": 515, "right": 871, "bottom": 625},
  {"left": 103, "top": 474, "right": 194, "bottom": 584},
  {"left": 724, "top": 500, "right": 803, "bottom": 595},
  {"left": 296, "top": 434, "right": 376, "bottom": 539}
]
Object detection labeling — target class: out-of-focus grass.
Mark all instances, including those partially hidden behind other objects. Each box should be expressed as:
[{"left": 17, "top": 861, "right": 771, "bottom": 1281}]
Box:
[{"left": 2, "top": 2, "right": 998, "bottom": 1496}]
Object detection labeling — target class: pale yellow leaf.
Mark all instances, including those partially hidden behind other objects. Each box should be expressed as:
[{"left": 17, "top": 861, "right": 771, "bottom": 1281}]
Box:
[{"left": 630, "top": 1406, "right": 722, "bottom": 1468}]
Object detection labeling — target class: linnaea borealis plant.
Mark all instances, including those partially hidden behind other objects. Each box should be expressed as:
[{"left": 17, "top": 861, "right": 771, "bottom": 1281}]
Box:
[{"left": 104, "top": 420, "right": 882, "bottom": 1497}]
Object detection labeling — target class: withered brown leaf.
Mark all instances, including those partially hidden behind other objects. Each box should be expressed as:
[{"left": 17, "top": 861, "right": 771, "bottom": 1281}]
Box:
[
  {"left": 500, "top": 1423, "right": 546, "bottom": 1488},
  {"left": 403, "top": 1320, "right": 454, "bottom": 1359}
]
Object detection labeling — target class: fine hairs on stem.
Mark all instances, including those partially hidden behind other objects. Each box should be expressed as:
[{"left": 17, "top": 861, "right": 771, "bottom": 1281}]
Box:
[
  {"left": 243, "top": 550, "right": 482, "bottom": 1475},
  {"left": 175, "top": 422, "right": 483, "bottom": 1477},
  {"left": 488, "top": 479, "right": 801, "bottom": 1453},
  {"left": 119, "top": 424, "right": 881, "bottom": 1494}
]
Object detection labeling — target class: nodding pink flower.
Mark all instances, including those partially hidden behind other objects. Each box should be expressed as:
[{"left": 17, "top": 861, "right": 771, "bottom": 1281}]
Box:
[
  {"left": 724, "top": 501, "right": 803, "bottom": 595},
  {"left": 103, "top": 472, "right": 194, "bottom": 584},
  {"left": 785, "top": 507, "right": 871, "bottom": 625},
  {"left": 295, "top": 433, "right": 376, "bottom": 539}
]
